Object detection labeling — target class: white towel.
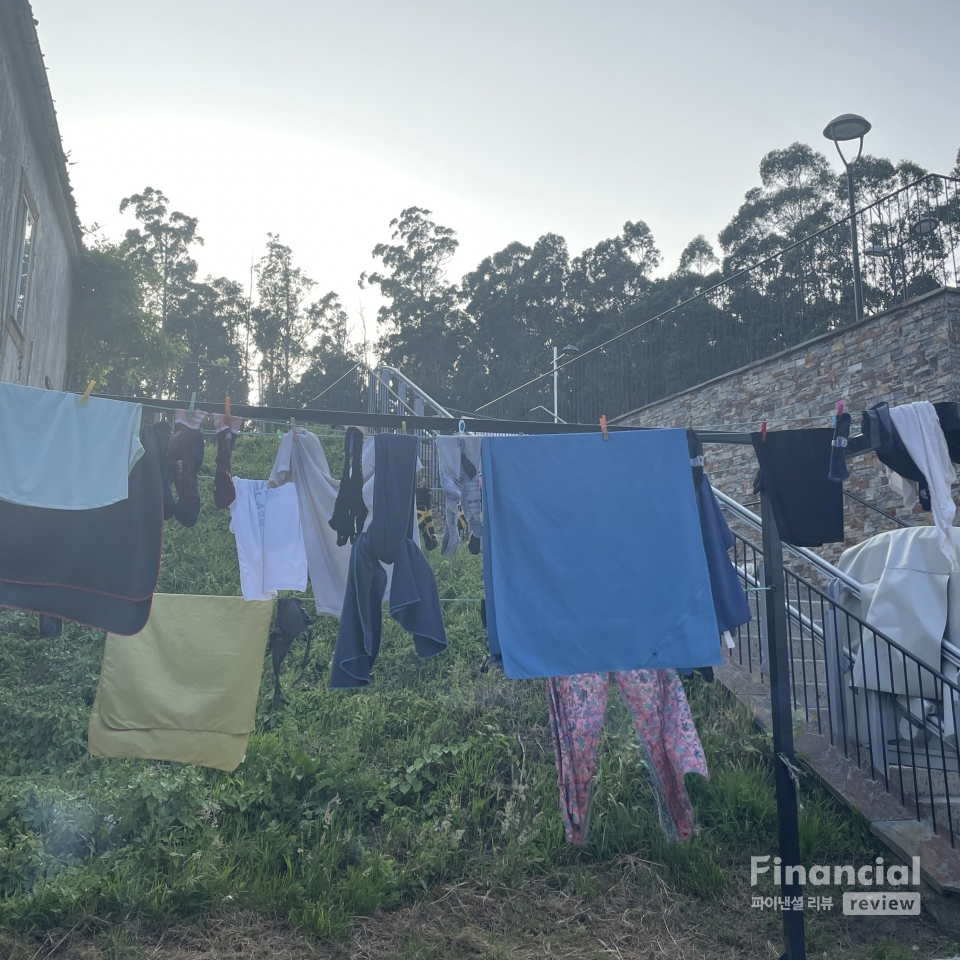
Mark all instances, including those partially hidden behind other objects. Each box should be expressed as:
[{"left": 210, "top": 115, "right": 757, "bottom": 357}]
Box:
[{"left": 887, "top": 401, "right": 959, "bottom": 570}]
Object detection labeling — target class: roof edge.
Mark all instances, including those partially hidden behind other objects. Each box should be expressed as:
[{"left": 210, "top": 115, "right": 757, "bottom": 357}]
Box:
[{"left": 8, "top": 0, "right": 84, "bottom": 254}]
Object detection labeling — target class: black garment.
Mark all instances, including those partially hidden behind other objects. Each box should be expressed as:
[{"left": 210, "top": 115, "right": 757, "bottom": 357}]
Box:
[
  {"left": 0, "top": 424, "right": 164, "bottom": 635},
  {"left": 935, "top": 402, "right": 960, "bottom": 463},
  {"left": 861, "top": 402, "right": 931, "bottom": 511},
  {"left": 154, "top": 420, "right": 205, "bottom": 527},
  {"left": 751, "top": 428, "right": 844, "bottom": 547},
  {"left": 269, "top": 597, "right": 315, "bottom": 708},
  {"left": 328, "top": 427, "right": 368, "bottom": 546},
  {"left": 697, "top": 473, "right": 751, "bottom": 634},
  {"left": 828, "top": 412, "right": 852, "bottom": 483},
  {"left": 330, "top": 434, "right": 447, "bottom": 688}
]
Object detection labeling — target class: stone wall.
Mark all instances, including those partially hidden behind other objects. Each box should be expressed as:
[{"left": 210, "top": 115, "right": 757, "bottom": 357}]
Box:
[{"left": 617, "top": 287, "right": 960, "bottom": 563}]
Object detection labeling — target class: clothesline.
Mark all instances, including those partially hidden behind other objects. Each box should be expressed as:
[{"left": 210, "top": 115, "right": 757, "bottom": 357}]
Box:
[{"left": 4, "top": 382, "right": 827, "bottom": 958}]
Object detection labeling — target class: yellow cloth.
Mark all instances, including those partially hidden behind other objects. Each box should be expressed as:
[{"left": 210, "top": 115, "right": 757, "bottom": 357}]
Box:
[{"left": 88, "top": 594, "right": 274, "bottom": 771}]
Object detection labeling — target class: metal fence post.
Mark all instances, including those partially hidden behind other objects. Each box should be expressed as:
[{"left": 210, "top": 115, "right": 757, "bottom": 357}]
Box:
[{"left": 761, "top": 491, "right": 806, "bottom": 960}]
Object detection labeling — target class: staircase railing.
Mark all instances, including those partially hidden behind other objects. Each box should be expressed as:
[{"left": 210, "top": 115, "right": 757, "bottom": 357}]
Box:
[{"left": 717, "top": 486, "right": 960, "bottom": 848}]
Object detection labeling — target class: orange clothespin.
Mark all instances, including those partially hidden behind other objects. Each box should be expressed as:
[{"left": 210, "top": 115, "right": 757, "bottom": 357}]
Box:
[
  {"left": 80, "top": 380, "right": 96, "bottom": 405},
  {"left": 599, "top": 415, "right": 609, "bottom": 441},
  {"left": 224, "top": 395, "right": 231, "bottom": 417},
  {"left": 760, "top": 417, "right": 767, "bottom": 442}
]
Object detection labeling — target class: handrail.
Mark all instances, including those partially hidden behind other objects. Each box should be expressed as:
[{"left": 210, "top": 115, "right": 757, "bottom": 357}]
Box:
[
  {"left": 376, "top": 366, "right": 457, "bottom": 419},
  {"left": 713, "top": 487, "right": 863, "bottom": 594}
]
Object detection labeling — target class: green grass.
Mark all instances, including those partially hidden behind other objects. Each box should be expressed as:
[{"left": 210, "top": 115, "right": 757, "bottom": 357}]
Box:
[{"left": 0, "top": 429, "right": 954, "bottom": 958}]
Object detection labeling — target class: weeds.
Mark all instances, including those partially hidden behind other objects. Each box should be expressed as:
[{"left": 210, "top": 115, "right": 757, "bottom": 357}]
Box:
[{"left": 0, "top": 430, "right": 897, "bottom": 951}]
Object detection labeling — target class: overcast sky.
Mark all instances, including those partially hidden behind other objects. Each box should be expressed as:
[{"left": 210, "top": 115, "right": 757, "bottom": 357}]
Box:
[{"left": 32, "top": 0, "right": 960, "bottom": 339}]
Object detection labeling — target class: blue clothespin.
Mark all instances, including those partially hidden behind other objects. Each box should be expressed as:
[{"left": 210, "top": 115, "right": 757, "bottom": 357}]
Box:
[
  {"left": 189, "top": 392, "right": 197, "bottom": 413},
  {"left": 458, "top": 419, "right": 465, "bottom": 449}
]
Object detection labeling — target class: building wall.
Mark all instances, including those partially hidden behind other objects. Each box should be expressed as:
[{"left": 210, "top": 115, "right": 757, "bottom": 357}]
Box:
[
  {"left": 617, "top": 287, "right": 960, "bottom": 562},
  {"left": 0, "top": 10, "right": 76, "bottom": 390}
]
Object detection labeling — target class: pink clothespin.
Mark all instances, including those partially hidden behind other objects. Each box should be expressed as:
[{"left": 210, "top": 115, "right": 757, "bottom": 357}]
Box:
[
  {"left": 837, "top": 399, "right": 845, "bottom": 417},
  {"left": 599, "top": 415, "right": 609, "bottom": 441},
  {"left": 760, "top": 418, "right": 767, "bottom": 442}
]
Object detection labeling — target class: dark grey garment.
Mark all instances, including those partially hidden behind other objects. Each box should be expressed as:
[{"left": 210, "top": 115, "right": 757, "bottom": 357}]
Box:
[
  {"left": 330, "top": 433, "right": 447, "bottom": 688},
  {"left": 39, "top": 614, "right": 62, "bottom": 638},
  {"left": 270, "top": 597, "right": 315, "bottom": 708}
]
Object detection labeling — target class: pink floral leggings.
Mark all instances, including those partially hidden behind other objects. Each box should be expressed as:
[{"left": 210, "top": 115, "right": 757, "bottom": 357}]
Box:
[{"left": 545, "top": 669, "right": 708, "bottom": 845}]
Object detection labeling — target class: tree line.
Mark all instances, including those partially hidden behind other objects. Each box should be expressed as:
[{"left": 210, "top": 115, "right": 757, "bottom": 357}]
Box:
[{"left": 68, "top": 143, "right": 960, "bottom": 416}]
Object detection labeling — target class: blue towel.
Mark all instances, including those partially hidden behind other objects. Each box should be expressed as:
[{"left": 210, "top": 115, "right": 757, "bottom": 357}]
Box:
[{"left": 481, "top": 429, "right": 721, "bottom": 679}]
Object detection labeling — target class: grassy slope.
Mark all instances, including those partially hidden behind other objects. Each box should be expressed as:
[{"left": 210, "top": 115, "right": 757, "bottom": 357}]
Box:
[{"left": 0, "top": 431, "right": 957, "bottom": 959}]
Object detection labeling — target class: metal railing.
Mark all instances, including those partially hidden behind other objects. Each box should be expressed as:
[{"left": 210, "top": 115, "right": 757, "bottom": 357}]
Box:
[
  {"left": 478, "top": 173, "right": 960, "bottom": 424},
  {"left": 719, "top": 487, "right": 960, "bottom": 847}
]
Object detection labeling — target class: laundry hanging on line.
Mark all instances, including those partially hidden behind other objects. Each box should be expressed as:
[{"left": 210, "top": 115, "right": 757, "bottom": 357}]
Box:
[
  {"left": 331, "top": 433, "right": 447, "bottom": 688},
  {"left": 0, "top": 380, "right": 144, "bottom": 510},
  {"left": 269, "top": 426, "right": 396, "bottom": 616},
  {"left": 885, "top": 402, "right": 958, "bottom": 569},
  {"left": 230, "top": 479, "right": 308, "bottom": 601},
  {"left": 547, "top": 668, "right": 709, "bottom": 845},
  {"left": 481, "top": 429, "right": 722, "bottom": 679},
  {"left": 88, "top": 593, "right": 274, "bottom": 772},
  {"left": 752, "top": 427, "right": 844, "bottom": 548},
  {"left": 436, "top": 434, "right": 483, "bottom": 557},
  {"left": 0, "top": 421, "right": 165, "bottom": 635}
]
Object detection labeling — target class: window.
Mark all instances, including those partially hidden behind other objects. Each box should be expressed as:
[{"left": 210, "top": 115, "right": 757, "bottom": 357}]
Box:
[{"left": 11, "top": 194, "right": 36, "bottom": 329}]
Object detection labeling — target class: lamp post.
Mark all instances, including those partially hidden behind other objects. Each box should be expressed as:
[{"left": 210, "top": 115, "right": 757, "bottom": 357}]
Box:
[
  {"left": 552, "top": 344, "right": 579, "bottom": 423},
  {"left": 823, "top": 113, "right": 872, "bottom": 321}
]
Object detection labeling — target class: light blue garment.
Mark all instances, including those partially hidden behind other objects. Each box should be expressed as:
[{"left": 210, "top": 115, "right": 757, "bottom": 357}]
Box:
[
  {"left": 0, "top": 381, "right": 143, "bottom": 509},
  {"left": 481, "top": 429, "right": 721, "bottom": 679}
]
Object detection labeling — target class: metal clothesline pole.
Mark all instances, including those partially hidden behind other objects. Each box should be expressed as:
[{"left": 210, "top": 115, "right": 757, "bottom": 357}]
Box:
[{"left": 91, "top": 393, "right": 805, "bottom": 960}]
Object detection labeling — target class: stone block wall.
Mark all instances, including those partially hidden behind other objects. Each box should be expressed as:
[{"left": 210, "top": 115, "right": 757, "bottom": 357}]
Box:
[{"left": 617, "top": 287, "right": 960, "bottom": 563}]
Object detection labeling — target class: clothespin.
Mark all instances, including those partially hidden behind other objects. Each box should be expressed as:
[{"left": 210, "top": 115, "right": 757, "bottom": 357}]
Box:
[
  {"left": 760, "top": 417, "right": 767, "bottom": 442},
  {"left": 837, "top": 399, "right": 845, "bottom": 417},
  {"left": 189, "top": 392, "right": 197, "bottom": 413},
  {"left": 599, "top": 415, "right": 609, "bottom": 441},
  {"left": 80, "top": 380, "right": 96, "bottom": 405},
  {"left": 224, "top": 395, "right": 231, "bottom": 417},
  {"left": 290, "top": 416, "right": 297, "bottom": 442},
  {"left": 402, "top": 419, "right": 407, "bottom": 434}
]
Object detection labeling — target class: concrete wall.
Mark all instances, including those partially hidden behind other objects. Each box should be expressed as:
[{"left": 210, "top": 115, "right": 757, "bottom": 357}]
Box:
[
  {"left": 617, "top": 287, "right": 960, "bottom": 562},
  {"left": 0, "top": 5, "right": 77, "bottom": 390}
]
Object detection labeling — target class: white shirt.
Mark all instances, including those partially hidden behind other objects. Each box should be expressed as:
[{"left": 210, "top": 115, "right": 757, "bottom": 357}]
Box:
[
  {"left": 0, "top": 381, "right": 143, "bottom": 509},
  {"left": 230, "top": 479, "right": 308, "bottom": 601}
]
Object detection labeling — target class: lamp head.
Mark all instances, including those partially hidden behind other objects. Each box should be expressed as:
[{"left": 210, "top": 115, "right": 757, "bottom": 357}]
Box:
[
  {"left": 912, "top": 216, "right": 938, "bottom": 238},
  {"left": 823, "top": 114, "right": 872, "bottom": 142},
  {"left": 562, "top": 344, "right": 579, "bottom": 354}
]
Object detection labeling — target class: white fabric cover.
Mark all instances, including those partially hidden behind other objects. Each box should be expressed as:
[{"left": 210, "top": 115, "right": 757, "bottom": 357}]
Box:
[
  {"left": 886, "top": 402, "right": 959, "bottom": 570},
  {"left": 230, "top": 479, "right": 308, "bottom": 601},
  {"left": 840, "top": 526, "right": 955, "bottom": 699},
  {"left": 0, "top": 381, "right": 143, "bottom": 509}
]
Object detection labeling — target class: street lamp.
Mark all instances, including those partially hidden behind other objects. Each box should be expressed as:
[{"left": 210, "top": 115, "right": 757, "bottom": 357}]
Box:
[
  {"left": 552, "top": 344, "right": 579, "bottom": 423},
  {"left": 823, "top": 113, "right": 872, "bottom": 322},
  {"left": 912, "top": 215, "right": 939, "bottom": 238}
]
